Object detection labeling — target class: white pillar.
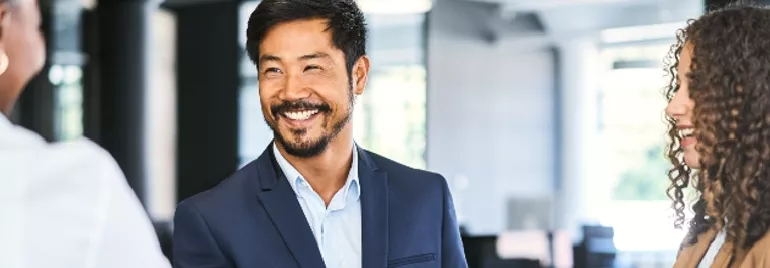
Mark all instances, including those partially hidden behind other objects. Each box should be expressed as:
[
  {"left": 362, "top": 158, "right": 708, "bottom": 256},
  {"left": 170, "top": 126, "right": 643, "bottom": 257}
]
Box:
[
  {"left": 555, "top": 35, "right": 604, "bottom": 242},
  {"left": 145, "top": 8, "right": 177, "bottom": 222}
]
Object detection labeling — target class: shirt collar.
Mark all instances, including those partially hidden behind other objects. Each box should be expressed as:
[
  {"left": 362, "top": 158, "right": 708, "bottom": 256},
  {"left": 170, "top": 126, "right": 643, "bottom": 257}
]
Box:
[{"left": 271, "top": 142, "right": 360, "bottom": 201}]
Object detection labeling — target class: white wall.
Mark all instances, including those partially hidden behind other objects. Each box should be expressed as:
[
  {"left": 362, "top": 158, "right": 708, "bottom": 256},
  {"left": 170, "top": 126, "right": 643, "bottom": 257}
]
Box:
[{"left": 426, "top": 0, "right": 558, "bottom": 235}]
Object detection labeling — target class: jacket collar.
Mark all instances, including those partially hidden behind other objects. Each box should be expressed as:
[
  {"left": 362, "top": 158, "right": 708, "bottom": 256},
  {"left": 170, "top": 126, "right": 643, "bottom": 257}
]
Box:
[{"left": 250, "top": 141, "right": 390, "bottom": 268}]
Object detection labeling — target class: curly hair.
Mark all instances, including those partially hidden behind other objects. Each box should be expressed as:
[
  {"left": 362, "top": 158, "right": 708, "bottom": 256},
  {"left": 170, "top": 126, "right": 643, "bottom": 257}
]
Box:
[{"left": 665, "top": 2, "right": 770, "bottom": 250}]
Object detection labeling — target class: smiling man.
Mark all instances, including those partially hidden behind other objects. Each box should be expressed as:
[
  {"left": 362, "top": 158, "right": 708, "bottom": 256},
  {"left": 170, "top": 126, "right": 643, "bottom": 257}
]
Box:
[{"left": 171, "top": 1, "right": 467, "bottom": 268}]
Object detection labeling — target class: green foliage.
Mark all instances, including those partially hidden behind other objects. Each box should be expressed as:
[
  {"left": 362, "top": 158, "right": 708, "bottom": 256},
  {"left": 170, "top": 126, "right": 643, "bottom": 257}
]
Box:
[{"left": 612, "top": 145, "right": 671, "bottom": 201}]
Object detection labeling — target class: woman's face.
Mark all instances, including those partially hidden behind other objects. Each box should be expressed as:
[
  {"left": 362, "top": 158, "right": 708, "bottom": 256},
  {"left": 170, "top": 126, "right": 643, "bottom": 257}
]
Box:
[
  {"left": 0, "top": 0, "right": 45, "bottom": 114},
  {"left": 665, "top": 43, "right": 699, "bottom": 168}
]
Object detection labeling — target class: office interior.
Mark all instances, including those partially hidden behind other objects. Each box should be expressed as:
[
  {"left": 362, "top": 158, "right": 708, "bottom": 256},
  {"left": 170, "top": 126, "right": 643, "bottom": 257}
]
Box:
[{"left": 12, "top": 0, "right": 744, "bottom": 267}]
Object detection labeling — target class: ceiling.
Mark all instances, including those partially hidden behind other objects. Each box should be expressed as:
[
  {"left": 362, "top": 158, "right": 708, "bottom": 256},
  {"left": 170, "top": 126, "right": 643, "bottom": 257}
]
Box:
[
  {"left": 460, "top": 0, "right": 702, "bottom": 35},
  {"left": 162, "top": 0, "right": 234, "bottom": 7},
  {"left": 159, "top": 0, "right": 702, "bottom": 43}
]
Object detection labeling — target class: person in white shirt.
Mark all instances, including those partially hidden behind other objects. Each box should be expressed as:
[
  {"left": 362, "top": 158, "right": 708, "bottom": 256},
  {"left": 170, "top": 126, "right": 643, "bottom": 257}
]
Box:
[{"left": 0, "top": 0, "right": 171, "bottom": 267}]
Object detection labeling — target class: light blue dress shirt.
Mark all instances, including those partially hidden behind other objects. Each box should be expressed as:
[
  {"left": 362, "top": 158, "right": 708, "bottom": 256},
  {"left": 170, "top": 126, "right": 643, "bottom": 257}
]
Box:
[{"left": 272, "top": 144, "right": 362, "bottom": 268}]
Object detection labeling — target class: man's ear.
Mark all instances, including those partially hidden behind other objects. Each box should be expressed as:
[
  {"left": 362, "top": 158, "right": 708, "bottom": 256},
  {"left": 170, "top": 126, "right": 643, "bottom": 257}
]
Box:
[{"left": 351, "top": 55, "right": 370, "bottom": 95}]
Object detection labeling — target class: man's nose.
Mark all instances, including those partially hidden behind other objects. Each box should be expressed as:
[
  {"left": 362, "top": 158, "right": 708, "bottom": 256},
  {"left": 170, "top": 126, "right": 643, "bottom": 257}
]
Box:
[{"left": 280, "top": 74, "right": 311, "bottom": 101}]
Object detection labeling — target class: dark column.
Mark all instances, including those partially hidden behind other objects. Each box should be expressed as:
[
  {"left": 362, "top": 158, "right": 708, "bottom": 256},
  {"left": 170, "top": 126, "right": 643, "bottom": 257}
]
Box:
[
  {"left": 94, "top": 0, "right": 154, "bottom": 204},
  {"left": 169, "top": 1, "right": 240, "bottom": 202},
  {"left": 81, "top": 8, "right": 101, "bottom": 144}
]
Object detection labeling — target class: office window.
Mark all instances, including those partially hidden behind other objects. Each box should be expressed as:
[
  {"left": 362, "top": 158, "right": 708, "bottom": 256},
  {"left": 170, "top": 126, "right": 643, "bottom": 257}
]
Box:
[
  {"left": 49, "top": 64, "right": 84, "bottom": 141},
  {"left": 353, "top": 64, "right": 427, "bottom": 169},
  {"left": 600, "top": 44, "right": 672, "bottom": 202},
  {"left": 597, "top": 43, "right": 692, "bottom": 265},
  {"left": 237, "top": 2, "right": 428, "bottom": 169}
]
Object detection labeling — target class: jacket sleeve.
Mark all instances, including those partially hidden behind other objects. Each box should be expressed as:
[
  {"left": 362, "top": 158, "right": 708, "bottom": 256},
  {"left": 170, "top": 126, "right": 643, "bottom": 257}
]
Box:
[
  {"left": 172, "top": 201, "right": 234, "bottom": 268},
  {"left": 437, "top": 174, "right": 469, "bottom": 268}
]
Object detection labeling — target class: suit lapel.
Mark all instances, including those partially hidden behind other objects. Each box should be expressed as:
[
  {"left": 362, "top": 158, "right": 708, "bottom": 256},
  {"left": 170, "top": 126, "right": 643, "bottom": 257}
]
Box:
[
  {"left": 253, "top": 145, "right": 325, "bottom": 268},
  {"left": 358, "top": 149, "right": 389, "bottom": 268}
]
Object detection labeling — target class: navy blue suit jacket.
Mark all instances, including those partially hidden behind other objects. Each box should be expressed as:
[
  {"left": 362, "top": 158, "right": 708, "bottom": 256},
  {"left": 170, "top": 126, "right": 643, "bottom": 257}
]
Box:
[{"left": 172, "top": 144, "right": 468, "bottom": 268}]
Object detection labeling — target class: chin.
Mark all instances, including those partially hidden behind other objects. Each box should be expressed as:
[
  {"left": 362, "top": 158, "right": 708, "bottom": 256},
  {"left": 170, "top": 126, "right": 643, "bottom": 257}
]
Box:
[
  {"left": 684, "top": 154, "right": 700, "bottom": 169},
  {"left": 275, "top": 129, "right": 331, "bottom": 158}
]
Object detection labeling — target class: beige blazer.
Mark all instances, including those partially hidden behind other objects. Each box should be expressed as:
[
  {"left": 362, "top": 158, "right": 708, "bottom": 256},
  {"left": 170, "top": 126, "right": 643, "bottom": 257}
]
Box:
[{"left": 674, "top": 228, "right": 770, "bottom": 267}]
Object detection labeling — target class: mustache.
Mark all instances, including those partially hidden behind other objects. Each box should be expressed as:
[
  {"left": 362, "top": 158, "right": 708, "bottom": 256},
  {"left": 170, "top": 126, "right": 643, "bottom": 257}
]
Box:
[{"left": 271, "top": 100, "right": 331, "bottom": 117}]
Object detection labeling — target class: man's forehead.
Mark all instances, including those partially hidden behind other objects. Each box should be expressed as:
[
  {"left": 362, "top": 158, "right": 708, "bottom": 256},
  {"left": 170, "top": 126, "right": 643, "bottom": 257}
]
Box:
[
  {"left": 265, "top": 19, "right": 330, "bottom": 37},
  {"left": 259, "top": 23, "right": 343, "bottom": 61}
]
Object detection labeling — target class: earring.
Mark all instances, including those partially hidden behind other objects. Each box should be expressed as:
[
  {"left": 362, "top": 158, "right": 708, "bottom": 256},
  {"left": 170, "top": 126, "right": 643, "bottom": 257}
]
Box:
[{"left": 0, "top": 52, "right": 8, "bottom": 76}]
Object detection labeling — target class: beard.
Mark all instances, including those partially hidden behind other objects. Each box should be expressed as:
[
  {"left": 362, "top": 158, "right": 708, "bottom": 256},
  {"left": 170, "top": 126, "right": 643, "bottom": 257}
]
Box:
[{"left": 265, "top": 87, "right": 355, "bottom": 158}]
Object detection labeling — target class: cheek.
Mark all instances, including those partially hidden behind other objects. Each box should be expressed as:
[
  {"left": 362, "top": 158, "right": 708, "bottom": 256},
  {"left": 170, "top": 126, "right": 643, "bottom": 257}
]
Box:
[
  {"left": 31, "top": 31, "right": 45, "bottom": 67},
  {"left": 12, "top": 25, "right": 45, "bottom": 71},
  {"left": 260, "top": 101, "right": 271, "bottom": 117},
  {"left": 328, "top": 92, "right": 352, "bottom": 112},
  {"left": 258, "top": 90, "right": 276, "bottom": 116},
  {"left": 684, "top": 150, "right": 701, "bottom": 168}
]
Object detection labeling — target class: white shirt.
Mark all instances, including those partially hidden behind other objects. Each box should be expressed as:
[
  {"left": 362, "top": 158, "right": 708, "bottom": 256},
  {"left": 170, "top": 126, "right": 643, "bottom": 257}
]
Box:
[
  {"left": 0, "top": 115, "right": 171, "bottom": 268},
  {"left": 272, "top": 144, "right": 362, "bottom": 268},
  {"left": 699, "top": 228, "right": 727, "bottom": 268}
]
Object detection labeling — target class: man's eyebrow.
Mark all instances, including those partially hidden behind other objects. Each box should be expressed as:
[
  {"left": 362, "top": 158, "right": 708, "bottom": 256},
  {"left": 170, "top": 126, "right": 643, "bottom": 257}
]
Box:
[
  {"left": 259, "top": 54, "right": 281, "bottom": 65},
  {"left": 298, "top": 52, "right": 331, "bottom": 61}
]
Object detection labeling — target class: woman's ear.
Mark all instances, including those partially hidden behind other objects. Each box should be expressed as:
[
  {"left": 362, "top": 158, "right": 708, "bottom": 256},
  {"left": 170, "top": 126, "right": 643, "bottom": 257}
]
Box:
[
  {"left": 352, "top": 55, "right": 370, "bottom": 96},
  {"left": 0, "top": 5, "right": 10, "bottom": 74},
  {"left": 0, "top": 5, "right": 10, "bottom": 45}
]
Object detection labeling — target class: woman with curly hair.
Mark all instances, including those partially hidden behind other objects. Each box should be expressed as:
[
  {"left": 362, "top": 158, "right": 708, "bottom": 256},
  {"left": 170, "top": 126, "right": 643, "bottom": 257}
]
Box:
[{"left": 665, "top": 3, "right": 770, "bottom": 267}]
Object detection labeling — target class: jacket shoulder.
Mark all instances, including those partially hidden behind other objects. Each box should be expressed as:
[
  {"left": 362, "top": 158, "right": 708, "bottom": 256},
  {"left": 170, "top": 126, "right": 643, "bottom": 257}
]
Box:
[
  {"left": 744, "top": 232, "right": 770, "bottom": 267},
  {"left": 364, "top": 149, "right": 444, "bottom": 179},
  {"left": 362, "top": 149, "right": 448, "bottom": 196},
  {"left": 177, "top": 160, "right": 259, "bottom": 213}
]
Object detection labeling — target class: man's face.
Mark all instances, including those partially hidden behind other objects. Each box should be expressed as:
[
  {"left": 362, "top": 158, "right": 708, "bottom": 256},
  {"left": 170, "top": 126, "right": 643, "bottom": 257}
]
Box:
[{"left": 257, "top": 19, "right": 362, "bottom": 158}]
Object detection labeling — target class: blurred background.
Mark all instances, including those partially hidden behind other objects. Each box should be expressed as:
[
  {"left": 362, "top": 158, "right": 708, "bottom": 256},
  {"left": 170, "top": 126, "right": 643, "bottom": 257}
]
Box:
[{"left": 13, "top": 0, "right": 743, "bottom": 267}]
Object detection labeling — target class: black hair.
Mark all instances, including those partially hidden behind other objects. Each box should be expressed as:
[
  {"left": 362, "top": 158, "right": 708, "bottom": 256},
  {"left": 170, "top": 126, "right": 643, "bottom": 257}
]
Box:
[{"left": 245, "top": 0, "right": 368, "bottom": 75}]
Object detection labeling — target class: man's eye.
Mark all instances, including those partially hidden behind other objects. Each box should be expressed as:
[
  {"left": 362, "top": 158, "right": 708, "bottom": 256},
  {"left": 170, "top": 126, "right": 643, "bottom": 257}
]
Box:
[{"left": 264, "top": 67, "right": 282, "bottom": 74}]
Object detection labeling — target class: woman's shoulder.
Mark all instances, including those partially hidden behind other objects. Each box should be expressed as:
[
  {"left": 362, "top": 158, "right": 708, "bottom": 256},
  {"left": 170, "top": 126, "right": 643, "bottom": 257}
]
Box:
[
  {"left": 673, "top": 228, "right": 718, "bottom": 268},
  {"left": 742, "top": 231, "right": 770, "bottom": 266}
]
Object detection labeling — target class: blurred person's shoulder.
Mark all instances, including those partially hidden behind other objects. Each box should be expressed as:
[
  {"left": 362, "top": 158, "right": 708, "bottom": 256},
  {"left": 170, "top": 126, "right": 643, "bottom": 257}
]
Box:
[
  {"left": 0, "top": 117, "right": 146, "bottom": 267},
  {"left": 0, "top": 117, "right": 125, "bottom": 195},
  {"left": 37, "top": 138, "right": 124, "bottom": 190}
]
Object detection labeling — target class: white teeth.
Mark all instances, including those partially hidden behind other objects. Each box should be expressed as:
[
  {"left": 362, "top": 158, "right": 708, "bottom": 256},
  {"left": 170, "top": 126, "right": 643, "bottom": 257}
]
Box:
[
  {"left": 679, "top": 128, "right": 694, "bottom": 137},
  {"left": 284, "top": 109, "right": 319, "bottom": 120}
]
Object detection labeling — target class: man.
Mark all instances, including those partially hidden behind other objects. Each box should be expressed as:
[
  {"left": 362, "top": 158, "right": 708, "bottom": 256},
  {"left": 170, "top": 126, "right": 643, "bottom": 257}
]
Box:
[{"left": 171, "top": 0, "right": 467, "bottom": 267}]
